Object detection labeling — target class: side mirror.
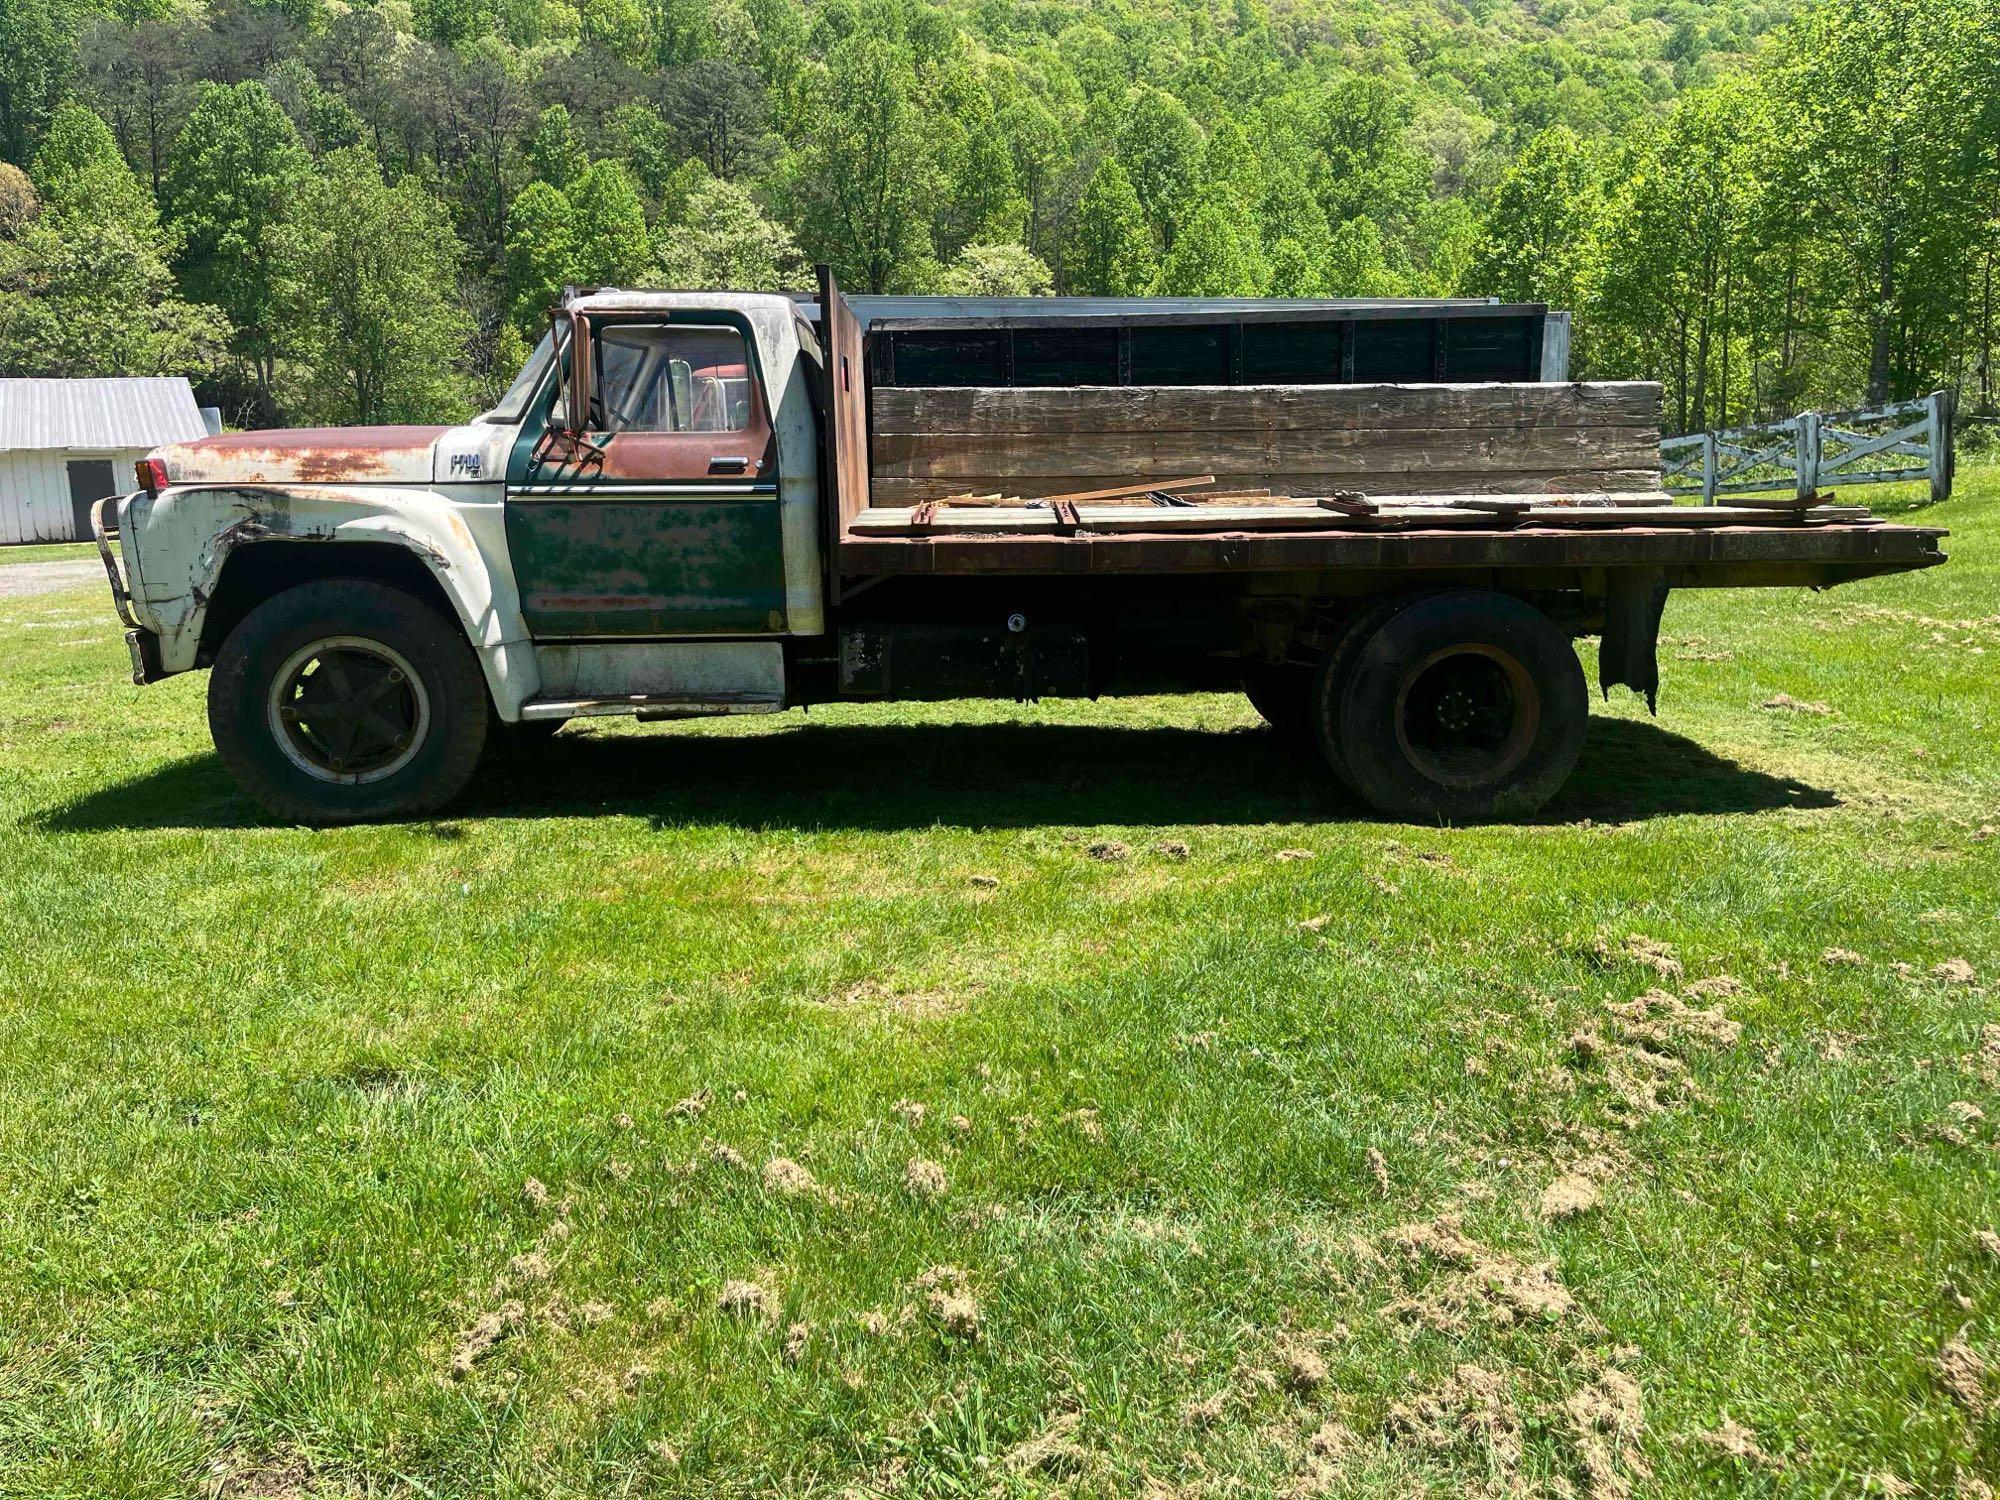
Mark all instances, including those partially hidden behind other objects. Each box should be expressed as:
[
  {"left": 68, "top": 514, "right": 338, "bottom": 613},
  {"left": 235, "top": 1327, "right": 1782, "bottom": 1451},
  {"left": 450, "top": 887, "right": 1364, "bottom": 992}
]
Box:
[{"left": 549, "top": 307, "right": 592, "bottom": 435}]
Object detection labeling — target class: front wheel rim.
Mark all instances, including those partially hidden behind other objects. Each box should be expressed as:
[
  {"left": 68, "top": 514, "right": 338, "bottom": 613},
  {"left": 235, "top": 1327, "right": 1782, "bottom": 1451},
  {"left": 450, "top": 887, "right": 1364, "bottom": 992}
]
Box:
[{"left": 267, "top": 636, "right": 432, "bottom": 785}]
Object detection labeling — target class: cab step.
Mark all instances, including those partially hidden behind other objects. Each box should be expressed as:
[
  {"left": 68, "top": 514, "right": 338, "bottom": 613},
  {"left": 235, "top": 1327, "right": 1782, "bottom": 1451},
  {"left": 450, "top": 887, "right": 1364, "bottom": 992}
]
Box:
[{"left": 519, "top": 694, "right": 785, "bottom": 722}]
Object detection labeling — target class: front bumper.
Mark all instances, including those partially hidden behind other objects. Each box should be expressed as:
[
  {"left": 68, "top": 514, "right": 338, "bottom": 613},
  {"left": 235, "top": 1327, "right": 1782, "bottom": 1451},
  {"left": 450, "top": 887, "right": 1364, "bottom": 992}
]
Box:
[{"left": 92, "top": 491, "right": 165, "bottom": 685}]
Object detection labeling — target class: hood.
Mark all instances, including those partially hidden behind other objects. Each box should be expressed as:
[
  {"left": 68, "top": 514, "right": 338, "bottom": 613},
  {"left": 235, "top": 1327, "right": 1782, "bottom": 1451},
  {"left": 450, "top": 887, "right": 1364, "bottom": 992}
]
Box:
[{"left": 154, "top": 426, "right": 450, "bottom": 486}]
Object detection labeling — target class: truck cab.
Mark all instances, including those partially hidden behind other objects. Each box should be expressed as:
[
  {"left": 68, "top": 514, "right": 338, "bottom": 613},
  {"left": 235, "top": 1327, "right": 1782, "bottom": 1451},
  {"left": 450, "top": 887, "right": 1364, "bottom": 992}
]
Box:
[{"left": 100, "top": 286, "right": 845, "bottom": 822}]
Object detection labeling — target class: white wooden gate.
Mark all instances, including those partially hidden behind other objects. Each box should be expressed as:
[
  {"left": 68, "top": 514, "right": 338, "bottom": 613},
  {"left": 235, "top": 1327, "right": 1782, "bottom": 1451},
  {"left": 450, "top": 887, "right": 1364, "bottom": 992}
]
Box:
[{"left": 1662, "top": 390, "right": 1954, "bottom": 504}]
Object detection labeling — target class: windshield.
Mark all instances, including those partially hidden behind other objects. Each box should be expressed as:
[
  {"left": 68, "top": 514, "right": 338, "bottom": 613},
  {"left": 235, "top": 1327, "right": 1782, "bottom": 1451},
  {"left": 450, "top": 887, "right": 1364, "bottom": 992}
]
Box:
[{"left": 477, "top": 329, "right": 559, "bottom": 425}]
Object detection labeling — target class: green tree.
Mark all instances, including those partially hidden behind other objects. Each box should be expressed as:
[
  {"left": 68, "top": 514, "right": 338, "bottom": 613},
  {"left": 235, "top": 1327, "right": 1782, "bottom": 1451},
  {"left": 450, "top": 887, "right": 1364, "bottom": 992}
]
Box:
[
  {"left": 1264, "top": 237, "right": 1325, "bottom": 297},
  {"left": 1324, "top": 216, "right": 1400, "bottom": 297},
  {"left": 653, "top": 174, "right": 805, "bottom": 288},
  {"left": 1118, "top": 86, "right": 1202, "bottom": 252},
  {"left": 1593, "top": 84, "right": 1765, "bottom": 430},
  {"left": 0, "top": 163, "right": 37, "bottom": 238},
  {"left": 0, "top": 212, "right": 231, "bottom": 378},
  {"left": 997, "top": 93, "right": 1065, "bottom": 260},
  {"left": 1763, "top": 0, "right": 2000, "bottom": 403},
  {"left": 268, "top": 149, "right": 472, "bottom": 424},
  {"left": 936, "top": 242, "right": 1052, "bottom": 296},
  {"left": 1159, "top": 191, "right": 1263, "bottom": 296},
  {"left": 163, "top": 81, "right": 311, "bottom": 422},
  {"left": 1464, "top": 125, "right": 1598, "bottom": 309},
  {"left": 658, "top": 60, "right": 778, "bottom": 179},
  {"left": 1070, "top": 158, "right": 1155, "bottom": 295},
  {"left": 525, "top": 104, "right": 588, "bottom": 191},
  {"left": 784, "top": 36, "right": 937, "bottom": 292},
  {"left": 1203, "top": 118, "right": 1262, "bottom": 211},
  {"left": 0, "top": 0, "right": 82, "bottom": 163},
  {"left": 567, "top": 160, "right": 652, "bottom": 285},
  {"left": 413, "top": 0, "right": 493, "bottom": 48},
  {"left": 504, "top": 180, "right": 578, "bottom": 336},
  {"left": 1300, "top": 78, "right": 1429, "bottom": 244},
  {"left": 30, "top": 102, "right": 152, "bottom": 227}
]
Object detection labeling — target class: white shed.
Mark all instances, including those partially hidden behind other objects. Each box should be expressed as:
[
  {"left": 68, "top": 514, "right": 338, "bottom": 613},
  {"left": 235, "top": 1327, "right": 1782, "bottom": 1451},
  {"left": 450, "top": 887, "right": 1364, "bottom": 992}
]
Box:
[{"left": 0, "top": 377, "right": 213, "bottom": 544}]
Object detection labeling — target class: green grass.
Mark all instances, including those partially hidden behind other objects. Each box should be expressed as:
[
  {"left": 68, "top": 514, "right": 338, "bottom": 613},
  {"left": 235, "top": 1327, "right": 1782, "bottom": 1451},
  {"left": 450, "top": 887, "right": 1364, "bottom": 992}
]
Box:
[
  {"left": 0, "top": 540, "right": 101, "bottom": 566},
  {"left": 2, "top": 474, "right": 1996, "bottom": 1499}
]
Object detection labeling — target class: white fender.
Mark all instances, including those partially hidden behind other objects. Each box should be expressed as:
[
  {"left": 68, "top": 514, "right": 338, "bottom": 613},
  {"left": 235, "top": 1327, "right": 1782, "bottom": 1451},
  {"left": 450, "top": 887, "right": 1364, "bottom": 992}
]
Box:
[{"left": 120, "top": 480, "right": 542, "bottom": 716}]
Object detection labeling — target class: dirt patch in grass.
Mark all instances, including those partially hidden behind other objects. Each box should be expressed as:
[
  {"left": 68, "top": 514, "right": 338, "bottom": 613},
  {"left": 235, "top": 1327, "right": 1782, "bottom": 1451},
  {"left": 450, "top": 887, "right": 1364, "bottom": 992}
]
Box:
[
  {"left": 1570, "top": 987, "right": 1743, "bottom": 1122},
  {"left": 1762, "top": 692, "right": 1832, "bottom": 715},
  {"left": 1598, "top": 933, "right": 1684, "bottom": 981},
  {"left": 450, "top": 1299, "right": 524, "bottom": 1379},
  {"left": 1694, "top": 1414, "right": 1779, "bottom": 1469},
  {"left": 762, "top": 1156, "right": 821, "bottom": 1197},
  {"left": 1003, "top": 1410, "right": 1086, "bottom": 1476},
  {"left": 1539, "top": 1171, "right": 1603, "bottom": 1220},
  {"left": 1936, "top": 1331, "right": 1993, "bottom": 1414},
  {"left": 913, "top": 1265, "right": 981, "bottom": 1339},
  {"left": 820, "top": 979, "right": 967, "bottom": 1018},
  {"left": 208, "top": 1451, "right": 315, "bottom": 1497},
  {"left": 717, "top": 1278, "right": 778, "bottom": 1323},
  {"left": 1383, "top": 1215, "right": 1579, "bottom": 1329},
  {"left": 1562, "top": 1366, "right": 1649, "bottom": 1500},
  {"left": 1388, "top": 1363, "right": 1525, "bottom": 1476}
]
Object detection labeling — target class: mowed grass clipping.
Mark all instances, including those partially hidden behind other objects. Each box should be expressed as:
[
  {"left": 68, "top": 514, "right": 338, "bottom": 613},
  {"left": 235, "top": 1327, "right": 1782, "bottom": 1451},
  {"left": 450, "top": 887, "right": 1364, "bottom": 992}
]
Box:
[{"left": 1, "top": 478, "right": 1996, "bottom": 1500}]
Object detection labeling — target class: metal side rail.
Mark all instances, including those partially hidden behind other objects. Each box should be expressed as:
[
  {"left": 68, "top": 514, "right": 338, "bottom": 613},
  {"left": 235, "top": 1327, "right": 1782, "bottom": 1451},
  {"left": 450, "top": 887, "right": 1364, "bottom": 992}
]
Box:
[{"left": 92, "top": 491, "right": 164, "bottom": 684}]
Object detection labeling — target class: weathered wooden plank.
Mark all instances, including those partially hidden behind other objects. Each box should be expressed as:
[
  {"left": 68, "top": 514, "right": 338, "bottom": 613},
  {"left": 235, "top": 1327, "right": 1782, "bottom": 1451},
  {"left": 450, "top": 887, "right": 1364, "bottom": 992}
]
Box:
[
  {"left": 871, "top": 382, "right": 1663, "bottom": 436},
  {"left": 1038, "top": 475, "right": 1215, "bottom": 502},
  {"left": 869, "top": 469, "right": 1666, "bottom": 505},
  {"left": 870, "top": 425, "right": 1658, "bottom": 480},
  {"left": 835, "top": 522, "right": 1944, "bottom": 583},
  {"left": 848, "top": 497, "right": 1875, "bottom": 539}
]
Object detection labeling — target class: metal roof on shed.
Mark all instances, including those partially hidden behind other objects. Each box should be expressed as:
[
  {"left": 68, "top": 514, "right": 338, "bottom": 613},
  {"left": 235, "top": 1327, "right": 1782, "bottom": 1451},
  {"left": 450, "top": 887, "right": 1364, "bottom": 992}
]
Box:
[{"left": 0, "top": 377, "right": 208, "bottom": 451}]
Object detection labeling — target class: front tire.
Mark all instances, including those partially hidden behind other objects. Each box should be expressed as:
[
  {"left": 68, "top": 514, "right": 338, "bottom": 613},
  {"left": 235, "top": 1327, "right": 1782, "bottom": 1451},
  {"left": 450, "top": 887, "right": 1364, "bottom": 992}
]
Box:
[
  {"left": 208, "top": 579, "right": 489, "bottom": 824},
  {"left": 1313, "top": 590, "right": 1586, "bottom": 822}
]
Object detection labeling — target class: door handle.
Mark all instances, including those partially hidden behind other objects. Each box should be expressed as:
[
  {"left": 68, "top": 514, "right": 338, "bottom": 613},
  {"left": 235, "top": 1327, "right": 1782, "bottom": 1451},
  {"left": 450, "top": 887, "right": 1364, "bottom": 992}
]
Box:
[{"left": 708, "top": 455, "right": 751, "bottom": 475}]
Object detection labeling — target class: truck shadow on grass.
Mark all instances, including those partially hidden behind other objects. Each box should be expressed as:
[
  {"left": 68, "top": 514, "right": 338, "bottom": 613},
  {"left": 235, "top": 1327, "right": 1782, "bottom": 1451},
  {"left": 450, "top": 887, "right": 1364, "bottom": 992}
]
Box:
[{"left": 45, "top": 715, "right": 1834, "bottom": 833}]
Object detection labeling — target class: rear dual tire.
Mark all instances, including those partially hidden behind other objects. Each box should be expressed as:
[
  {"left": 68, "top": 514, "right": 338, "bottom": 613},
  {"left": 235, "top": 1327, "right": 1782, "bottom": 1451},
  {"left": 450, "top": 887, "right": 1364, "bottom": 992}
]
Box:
[
  {"left": 1305, "top": 590, "right": 1587, "bottom": 821},
  {"left": 208, "top": 579, "right": 489, "bottom": 825}
]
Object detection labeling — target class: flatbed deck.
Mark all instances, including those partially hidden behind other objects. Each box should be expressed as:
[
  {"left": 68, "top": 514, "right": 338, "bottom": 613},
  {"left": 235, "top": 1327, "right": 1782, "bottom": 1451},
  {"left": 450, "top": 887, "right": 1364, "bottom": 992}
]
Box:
[{"left": 838, "top": 500, "right": 1946, "bottom": 586}]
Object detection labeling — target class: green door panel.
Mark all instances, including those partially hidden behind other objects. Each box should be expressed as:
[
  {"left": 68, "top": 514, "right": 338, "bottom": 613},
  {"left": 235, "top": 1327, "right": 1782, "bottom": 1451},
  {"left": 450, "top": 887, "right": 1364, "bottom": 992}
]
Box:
[{"left": 508, "top": 494, "right": 786, "bottom": 637}]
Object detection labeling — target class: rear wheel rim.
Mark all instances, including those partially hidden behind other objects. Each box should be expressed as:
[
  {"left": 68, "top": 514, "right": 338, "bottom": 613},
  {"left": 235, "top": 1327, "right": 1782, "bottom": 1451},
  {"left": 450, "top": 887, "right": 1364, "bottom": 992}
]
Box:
[
  {"left": 267, "top": 636, "right": 431, "bottom": 785},
  {"left": 1391, "top": 644, "right": 1538, "bottom": 788}
]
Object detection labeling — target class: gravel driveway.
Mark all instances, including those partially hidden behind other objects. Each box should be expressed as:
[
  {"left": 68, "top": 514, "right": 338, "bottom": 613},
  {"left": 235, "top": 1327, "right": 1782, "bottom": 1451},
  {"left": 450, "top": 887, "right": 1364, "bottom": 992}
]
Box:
[{"left": 0, "top": 560, "right": 104, "bottom": 599}]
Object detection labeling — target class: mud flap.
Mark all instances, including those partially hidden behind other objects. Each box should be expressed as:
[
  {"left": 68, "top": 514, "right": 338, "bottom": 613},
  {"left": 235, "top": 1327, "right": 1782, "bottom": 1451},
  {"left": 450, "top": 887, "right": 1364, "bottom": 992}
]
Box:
[{"left": 1598, "top": 568, "right": 1668, "bottom": 713}]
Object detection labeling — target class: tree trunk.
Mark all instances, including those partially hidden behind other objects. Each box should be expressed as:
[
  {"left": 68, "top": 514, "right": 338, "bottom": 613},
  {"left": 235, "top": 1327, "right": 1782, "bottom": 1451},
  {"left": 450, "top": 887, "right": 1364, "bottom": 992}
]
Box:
[{"left": 1865, "top": 152, "right": 1900, "bottom": 405}]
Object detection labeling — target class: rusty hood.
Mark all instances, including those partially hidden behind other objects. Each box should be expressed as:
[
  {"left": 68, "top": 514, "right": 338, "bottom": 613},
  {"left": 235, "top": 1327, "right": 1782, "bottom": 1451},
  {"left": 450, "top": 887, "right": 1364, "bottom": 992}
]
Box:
[{"left": 153, "top": 426, "right": 451, "bottom": 486}]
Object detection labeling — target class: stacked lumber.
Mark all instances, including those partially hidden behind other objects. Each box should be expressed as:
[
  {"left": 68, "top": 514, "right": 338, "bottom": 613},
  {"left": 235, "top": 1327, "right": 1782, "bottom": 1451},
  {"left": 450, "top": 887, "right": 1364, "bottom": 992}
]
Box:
[{"left": 868, "top": 381, "right": 1663, "bottom": 506}]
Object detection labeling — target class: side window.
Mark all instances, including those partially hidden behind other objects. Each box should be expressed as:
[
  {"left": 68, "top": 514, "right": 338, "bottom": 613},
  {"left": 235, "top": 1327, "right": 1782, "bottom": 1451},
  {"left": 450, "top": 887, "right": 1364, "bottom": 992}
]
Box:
[{"left": 592, "top": 325, "right": 755, "bottom": 434}]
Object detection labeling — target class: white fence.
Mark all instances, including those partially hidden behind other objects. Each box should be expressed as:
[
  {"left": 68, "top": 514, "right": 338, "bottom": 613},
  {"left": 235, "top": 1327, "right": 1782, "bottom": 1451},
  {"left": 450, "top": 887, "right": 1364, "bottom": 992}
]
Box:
[{"left": 1661, "top": 390, "right": 1954, "bottom": 504}]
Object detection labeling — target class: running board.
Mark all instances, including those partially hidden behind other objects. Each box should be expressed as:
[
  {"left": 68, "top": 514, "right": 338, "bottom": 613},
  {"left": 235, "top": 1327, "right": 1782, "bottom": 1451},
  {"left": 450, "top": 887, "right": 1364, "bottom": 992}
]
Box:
[{"left": 520, "top": 694, "right": 786, "bottom": 722}]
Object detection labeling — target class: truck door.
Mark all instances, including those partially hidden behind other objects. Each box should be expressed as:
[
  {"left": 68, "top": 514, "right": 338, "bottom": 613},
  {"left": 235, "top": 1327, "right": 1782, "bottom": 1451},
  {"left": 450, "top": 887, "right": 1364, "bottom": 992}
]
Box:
[{"left": 505, "top": 317, "right": 787, "bottom": 637}]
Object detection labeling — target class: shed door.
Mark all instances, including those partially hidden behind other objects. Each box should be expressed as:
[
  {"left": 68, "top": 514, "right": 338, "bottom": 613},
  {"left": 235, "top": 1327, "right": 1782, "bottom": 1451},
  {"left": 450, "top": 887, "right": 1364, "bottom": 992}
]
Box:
[{"left": 67, "top": 459, "right": 117, "bottom": 541}]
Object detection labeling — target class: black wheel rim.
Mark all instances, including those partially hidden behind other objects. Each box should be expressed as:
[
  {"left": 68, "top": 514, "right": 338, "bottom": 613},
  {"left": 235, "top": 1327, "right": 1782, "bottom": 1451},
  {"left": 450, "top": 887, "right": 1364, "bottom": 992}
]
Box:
[
  {"left": 1393, "top": 645, "right": 1538, "bottom": 787},
  {"left": 267, "top": 637, "right": 431, "bottom": 784}
]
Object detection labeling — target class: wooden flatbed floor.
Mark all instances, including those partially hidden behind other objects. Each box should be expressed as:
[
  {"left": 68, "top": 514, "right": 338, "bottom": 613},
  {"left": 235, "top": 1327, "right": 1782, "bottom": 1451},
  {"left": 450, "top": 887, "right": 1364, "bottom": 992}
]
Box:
[{"left": 838, "top": 502, "right": 1947, "bottom": 588}]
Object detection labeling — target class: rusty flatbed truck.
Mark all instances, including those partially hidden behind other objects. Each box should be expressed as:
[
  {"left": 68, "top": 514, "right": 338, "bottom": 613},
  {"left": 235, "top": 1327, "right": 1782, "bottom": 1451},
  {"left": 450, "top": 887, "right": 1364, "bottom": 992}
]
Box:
[{"left": 94, "top": 271, "right": 1946, "bottom": 824}]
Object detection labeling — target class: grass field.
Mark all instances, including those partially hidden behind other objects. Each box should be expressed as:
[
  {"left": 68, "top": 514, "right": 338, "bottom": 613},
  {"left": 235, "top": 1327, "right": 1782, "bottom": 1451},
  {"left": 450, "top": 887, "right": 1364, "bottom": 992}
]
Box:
[{"left": 1, "top": 478, "right": 1996, "bottom": 1499}]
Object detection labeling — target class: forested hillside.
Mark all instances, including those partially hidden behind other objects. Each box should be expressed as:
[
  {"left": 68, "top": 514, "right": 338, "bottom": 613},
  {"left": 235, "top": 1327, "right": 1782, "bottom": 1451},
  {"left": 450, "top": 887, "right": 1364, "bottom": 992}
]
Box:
[{"left": 0, "top": 0, "right": 1992, "bottom": 436}]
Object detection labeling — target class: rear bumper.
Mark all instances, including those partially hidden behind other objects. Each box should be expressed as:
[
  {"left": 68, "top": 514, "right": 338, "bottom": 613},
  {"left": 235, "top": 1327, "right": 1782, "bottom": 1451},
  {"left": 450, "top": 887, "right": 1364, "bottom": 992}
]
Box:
[{"left": 91, "top": 492, "right": 165, "bottom": 684}]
